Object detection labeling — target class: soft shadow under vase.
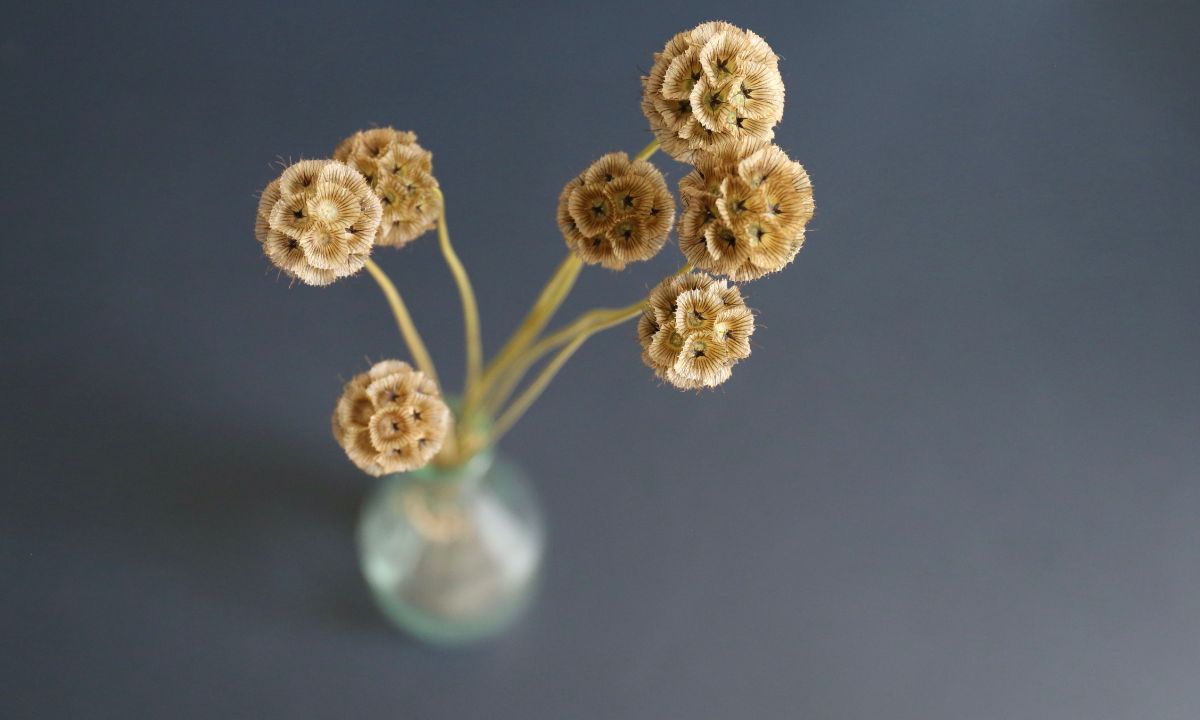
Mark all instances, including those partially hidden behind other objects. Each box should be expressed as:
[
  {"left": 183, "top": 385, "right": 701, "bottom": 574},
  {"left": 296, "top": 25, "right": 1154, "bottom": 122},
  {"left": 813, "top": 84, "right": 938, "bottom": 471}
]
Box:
[{"left": 357, "top": 450, "right": 544, "bottom": 644}]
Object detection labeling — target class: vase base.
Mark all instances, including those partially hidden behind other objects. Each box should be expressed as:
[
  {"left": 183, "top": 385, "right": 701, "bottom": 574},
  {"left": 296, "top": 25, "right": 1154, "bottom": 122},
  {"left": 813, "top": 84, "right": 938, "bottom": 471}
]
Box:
[{"left": 365, "top": 575, "right": 540, "bottom": 646}]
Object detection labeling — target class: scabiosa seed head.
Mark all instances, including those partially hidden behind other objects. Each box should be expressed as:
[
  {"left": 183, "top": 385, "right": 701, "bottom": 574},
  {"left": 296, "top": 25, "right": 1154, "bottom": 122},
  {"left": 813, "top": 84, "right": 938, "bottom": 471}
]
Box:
[
  {"left": 557, "top": 152, "right": 675, "bottom": 270},
  {"left": 333, "top": 128, "right": 441, "bottom": 248},
  {"left": 642, "top": 21, "right": 785, "bottom": 162},
  {"left": 638, "top": 272, "right": 756, "bottom": 389},
  {"left": 331, "top": 360, "right": 451, "bottom": 476},
  {"left": 255, "top": 160, "right": 382, "bottom": 286},
  {"left": 678, "top": 138, "right": 814, "bottom": 281}
]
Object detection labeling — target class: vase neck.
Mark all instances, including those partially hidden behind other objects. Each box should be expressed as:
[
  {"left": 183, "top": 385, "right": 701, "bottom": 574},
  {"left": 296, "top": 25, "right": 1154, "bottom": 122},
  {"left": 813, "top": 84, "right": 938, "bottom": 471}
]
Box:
[{"left": 418, "top": 448, "right": 495, "bottom": 489}]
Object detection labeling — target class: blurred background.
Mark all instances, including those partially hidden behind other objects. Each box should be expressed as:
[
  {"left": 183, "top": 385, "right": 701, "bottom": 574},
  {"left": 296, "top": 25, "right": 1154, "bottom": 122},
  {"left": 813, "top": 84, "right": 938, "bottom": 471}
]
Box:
[{"left": 2, "top": 1, "right": 1198, "bottom": 718}]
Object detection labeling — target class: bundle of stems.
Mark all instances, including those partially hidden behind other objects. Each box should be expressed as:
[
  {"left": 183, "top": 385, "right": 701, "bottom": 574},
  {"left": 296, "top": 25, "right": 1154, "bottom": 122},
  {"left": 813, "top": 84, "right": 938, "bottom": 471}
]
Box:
[{"left": 366, "top": 140, "right": 673, "bottom": 467}]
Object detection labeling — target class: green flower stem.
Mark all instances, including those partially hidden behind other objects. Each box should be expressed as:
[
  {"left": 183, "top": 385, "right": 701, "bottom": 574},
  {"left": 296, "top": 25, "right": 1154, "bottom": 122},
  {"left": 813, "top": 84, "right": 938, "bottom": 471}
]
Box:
[{"left": 633, "top": 138, "right": 661, "bottom": 162}]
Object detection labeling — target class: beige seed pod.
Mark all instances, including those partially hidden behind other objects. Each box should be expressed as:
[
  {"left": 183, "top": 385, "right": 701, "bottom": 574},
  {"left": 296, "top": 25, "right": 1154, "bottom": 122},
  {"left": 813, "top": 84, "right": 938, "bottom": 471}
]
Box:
[
  {"left": 642, "top": 21, "right": 785, "bottom": 162},
  {"left": 674, "top": 332, "right": 734, "bottom": 387},
  {"left": 638, "top": 272, "right": 755, "bottom": 389},
  {"left": 557, "top": 152, "right": 675, "bottom": 270},
  {"left": 331, "top": 360, "right": 451, "bottom": 476},
  {"left": 678, "top": 138, "right": 814, "bottom": 281},
  {"left": 333, "top": 128, "right": 442, "bottom": 248},
  {"left": 255, "top": 160, "right": 382, "bottom": 286},
  {"left": 711, "top": 304, "right": 755, "bottom": 358}
]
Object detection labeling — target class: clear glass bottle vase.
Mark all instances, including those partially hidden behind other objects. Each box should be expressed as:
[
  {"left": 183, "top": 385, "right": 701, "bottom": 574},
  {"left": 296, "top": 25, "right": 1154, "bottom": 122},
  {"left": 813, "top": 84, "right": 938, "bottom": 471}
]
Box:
[{"left": 357, "top": 449, "right": 544, "bottom": 644}]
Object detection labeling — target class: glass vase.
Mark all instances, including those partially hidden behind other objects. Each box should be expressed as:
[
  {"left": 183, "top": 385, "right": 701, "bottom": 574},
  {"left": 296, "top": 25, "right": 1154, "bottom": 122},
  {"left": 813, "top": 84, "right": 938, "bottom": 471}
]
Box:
[{"left": 356, "top": 449, "right": 544, "bottom": 645}]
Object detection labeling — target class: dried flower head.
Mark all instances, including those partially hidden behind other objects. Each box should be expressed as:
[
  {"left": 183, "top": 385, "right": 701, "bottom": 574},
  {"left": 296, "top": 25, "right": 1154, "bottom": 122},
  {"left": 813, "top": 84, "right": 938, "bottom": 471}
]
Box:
[
  {"left": 333, "top": 128, "right": 441, "bottom": 248},
  {"left": 255, "top": 160, "right": 382, "bottom": 286},
  {"left": 638, "top": 272, "right": 755, "bottom": 389},
  {"left": 642, "top": 21, "right": 785, "bottom": 162},
  {"left": 678, "top": 138, "right": 814, "bottom": 281},
  {"left": 331, "top": 360, "right": 451, "bottom": 476},
  {"left": 557, "top": 152, "right": 675, "bottom": 270}
]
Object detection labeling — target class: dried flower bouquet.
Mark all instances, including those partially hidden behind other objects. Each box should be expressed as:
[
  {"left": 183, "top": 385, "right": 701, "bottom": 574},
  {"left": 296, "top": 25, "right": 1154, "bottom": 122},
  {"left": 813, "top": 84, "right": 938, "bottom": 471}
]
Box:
[{"left": 253, "top": 21, "right": 814, "bottom": 476}]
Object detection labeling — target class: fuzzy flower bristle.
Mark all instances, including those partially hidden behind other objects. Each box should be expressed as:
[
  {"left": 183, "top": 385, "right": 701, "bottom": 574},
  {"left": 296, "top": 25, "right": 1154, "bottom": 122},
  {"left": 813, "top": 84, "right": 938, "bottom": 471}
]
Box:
[
  {"left": 331, "top": 360, "right": 451, "bottom": 476},
  {"left": 557, "top": 152, "right": 675, "bottom": 270},
  {"left": 678, "top": 138, "right": 814, "bottom": 281},
  {"left": 255, "top": 160, "right": 382, "bottom": 286},
  {"left": 638, "top": 272, "right": 755, "bottom": 389},
  {"left": 642, "top": 21, "right": 785, "bottom": 162},
  {"left": 333, "top": 128, "right": 441, "bottom": 248}
]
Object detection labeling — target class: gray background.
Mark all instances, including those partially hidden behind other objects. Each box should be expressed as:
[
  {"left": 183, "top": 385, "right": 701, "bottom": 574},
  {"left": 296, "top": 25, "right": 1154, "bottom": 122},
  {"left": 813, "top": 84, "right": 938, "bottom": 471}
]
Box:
[{"left": 3, "top": 1, "right": 1198, "bottom": 718}]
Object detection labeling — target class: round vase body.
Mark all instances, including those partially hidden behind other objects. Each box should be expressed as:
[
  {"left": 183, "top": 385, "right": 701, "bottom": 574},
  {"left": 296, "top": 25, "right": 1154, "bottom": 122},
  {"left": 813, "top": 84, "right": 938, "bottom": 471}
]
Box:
[{"left": 357, "top": 451, "right": 544, "bottom": 644}]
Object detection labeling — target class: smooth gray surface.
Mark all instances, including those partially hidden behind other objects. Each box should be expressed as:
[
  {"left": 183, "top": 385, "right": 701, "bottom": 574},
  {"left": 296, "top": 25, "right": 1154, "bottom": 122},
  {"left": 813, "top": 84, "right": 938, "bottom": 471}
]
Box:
[{"left": 3, "top": 1, "right": 1198, "bottom": 718}]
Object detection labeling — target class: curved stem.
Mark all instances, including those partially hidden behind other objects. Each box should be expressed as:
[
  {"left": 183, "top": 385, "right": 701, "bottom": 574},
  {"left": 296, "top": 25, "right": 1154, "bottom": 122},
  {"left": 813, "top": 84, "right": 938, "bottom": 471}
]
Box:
[
  {"left": 484, "top": 300, "right": 645, "bottom": 417},
  {"left": 485, "top": 262, "right": 693, "bottom": 413},
  {"left": 489, "top": 303, "right": 644, "bottom": 445},
  {"left": 523, "top": 305, "right": 639, "bottom": 371},
  {"left": 363, "top": 258, "right": 439, "bottom": 385},
  {"left": 433, "top": 188, "right": 483, "bottom": 404},
  {"left": 633, "top": 139, "right": 660, "bottom": 162}
]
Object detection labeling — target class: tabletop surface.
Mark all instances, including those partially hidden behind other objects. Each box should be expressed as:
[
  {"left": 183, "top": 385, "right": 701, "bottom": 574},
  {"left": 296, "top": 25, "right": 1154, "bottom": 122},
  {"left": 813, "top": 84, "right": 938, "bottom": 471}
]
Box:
[{"left": 3, "top": 1, "right": 1199, "bottom": 718}]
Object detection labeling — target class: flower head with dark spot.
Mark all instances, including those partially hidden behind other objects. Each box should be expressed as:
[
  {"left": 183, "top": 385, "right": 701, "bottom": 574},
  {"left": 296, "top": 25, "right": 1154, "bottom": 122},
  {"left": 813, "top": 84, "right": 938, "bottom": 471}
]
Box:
[
  {"left": 331, "top": 360, "right": 451, "bottom": 475},
  {"left": 642, "top": 21, "right": 785, "bottom": 162},
  {"left": 678, "top": 138, "right": 814, "bottom": 281},
  {"left": 557, "top": 152, "right": 676, "bottom": 270},
  {"left": 334, "top": 128, "right": 441, "bottom": 248},
  {"left": 255, "top": 160, "right": 382, "bottom": 286},
  {"left": 638, "top": 272, "right": 755, "bottom": 389}
]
